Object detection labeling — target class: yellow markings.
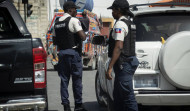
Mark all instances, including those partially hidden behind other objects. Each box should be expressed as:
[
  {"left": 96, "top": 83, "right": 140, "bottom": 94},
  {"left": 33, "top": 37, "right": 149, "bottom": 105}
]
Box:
[{"left": 161, "top": 37, "right": 165, "bottom": 44}]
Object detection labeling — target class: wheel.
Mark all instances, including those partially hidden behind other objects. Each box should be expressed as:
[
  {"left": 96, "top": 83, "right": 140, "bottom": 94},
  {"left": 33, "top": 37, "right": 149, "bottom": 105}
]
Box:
[
  {"left": 44, "top": 97, "right": 49, "bottom": 111},
  {"left": 45, "top": 87, "right": 49, "bottom": 111},
  {"left": 159, "top": 31, "right": 190, "bottom": 89},
  {"left": 91, "top": 58, "right": 96, "bottom": 70},
  {"left": 95, "top": 71, "right": 106, "bottom": 107}
]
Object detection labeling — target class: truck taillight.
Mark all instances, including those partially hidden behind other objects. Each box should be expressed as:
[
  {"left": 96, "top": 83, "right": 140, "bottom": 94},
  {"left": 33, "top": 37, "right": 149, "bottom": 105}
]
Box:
[{"left": 33, "top": 47, "right": 47, "bottom": 89}]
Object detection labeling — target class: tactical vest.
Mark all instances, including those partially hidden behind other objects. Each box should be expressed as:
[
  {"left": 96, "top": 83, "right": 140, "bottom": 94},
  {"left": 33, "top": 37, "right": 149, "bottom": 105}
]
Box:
[
  {"left": 54, "top": 17, "right": 82, "bottom": 55},
  {"left": 108, "top": 19, "right": 136, "bottom": 58}
]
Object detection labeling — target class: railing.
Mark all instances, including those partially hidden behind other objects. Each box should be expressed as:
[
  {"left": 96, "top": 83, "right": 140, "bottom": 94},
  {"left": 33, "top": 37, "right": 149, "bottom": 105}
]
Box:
[{"left": 130, "top": 3, "right": 190, "bottom": 11}]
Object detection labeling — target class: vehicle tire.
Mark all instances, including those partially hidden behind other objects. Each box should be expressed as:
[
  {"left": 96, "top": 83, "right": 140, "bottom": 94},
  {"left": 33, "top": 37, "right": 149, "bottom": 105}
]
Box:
[
  {"left": 44, "top": 87, "right": 49, "bottom": 111},
  {"left": 95, "top": 71, "right": 106, "bottom": 107},
  {"left": 44, "top": 98, "right": 49, "bottom": 111},
  {"left": 91, "top": 58, "right": 96, "bottom": 70},
  {"left": 107, "top": 97, "right": 114, "bottom": 111},
  {"left": 159, "top": 31, "right": 190, "bottom": 89},
  {"left": 138, "top": 104, "right": 146, "bottom": 111}
]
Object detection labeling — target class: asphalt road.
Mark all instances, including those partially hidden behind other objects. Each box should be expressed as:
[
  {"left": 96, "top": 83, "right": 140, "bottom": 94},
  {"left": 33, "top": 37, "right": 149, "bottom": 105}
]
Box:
[
  {"left": 47, "top": 61, "right": 107, "bottom": 111},
  {"left": 46, "top": 61, "right": 190, "bottom": 111}
]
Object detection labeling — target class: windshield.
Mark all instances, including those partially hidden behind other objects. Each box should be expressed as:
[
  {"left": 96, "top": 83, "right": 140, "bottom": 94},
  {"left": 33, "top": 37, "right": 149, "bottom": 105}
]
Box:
[{"left": 134, "top": 14, "right": 190, "bottom": 41}]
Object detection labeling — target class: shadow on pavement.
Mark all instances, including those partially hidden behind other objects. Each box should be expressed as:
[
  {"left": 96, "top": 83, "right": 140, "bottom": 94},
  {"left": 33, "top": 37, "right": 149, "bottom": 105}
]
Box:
[
  {"left": 47, "top": 68, "right": 56, "bottom": 71},
  {"left": 83, "top": 67, "right": 97, "bottom": 71},
  {"left": 139, "top": 105, "right": 190, "bottom": 111},
  {"left": 83, "top": 101, "right": 107, "bottom": 111}
]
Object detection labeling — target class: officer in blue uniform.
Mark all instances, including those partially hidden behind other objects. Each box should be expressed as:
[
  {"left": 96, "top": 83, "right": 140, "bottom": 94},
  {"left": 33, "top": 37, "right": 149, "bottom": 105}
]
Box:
[
  {"left": 53, "top": 1, "right": 87, "bottom": 111},
  {"left": 106, "top": 0, "right": 139, "bottom": 111}
]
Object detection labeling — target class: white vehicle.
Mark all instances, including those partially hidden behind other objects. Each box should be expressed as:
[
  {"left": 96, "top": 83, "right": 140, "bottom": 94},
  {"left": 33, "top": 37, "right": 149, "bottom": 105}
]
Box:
[{"left": 93, "top": 3, "right": 190, "bottom": 111}]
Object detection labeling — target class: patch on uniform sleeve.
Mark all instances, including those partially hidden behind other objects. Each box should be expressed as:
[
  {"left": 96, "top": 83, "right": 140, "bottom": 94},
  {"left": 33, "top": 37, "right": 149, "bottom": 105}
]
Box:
[{"left": 115, "top": 28, "right": 122, "bottom": 33}]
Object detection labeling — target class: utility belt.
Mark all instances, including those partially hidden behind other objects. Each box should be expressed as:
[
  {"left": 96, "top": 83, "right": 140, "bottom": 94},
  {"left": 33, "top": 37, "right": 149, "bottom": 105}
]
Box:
[
  {"left": 72, "top": 46, "right": 82, "bottom": 56},
  {"left": 116, "top": 53, "right": 133, "bottom": 66},
  {"left": 58, "top": 45, "right": 77, "bottom": 50},
  {"left": 58, "top": 45, "right": 82, "bottom": 56}
]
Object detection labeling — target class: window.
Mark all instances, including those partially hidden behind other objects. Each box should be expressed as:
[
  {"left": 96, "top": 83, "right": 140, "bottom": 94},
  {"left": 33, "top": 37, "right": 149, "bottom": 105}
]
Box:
[
  {"left": 0, "top": 15, "right": 10, "bottom": 33},
  {"left": 135, "top": 14, "right": 190, "bottom": 41},
  {"left": 0, "top": 7, "right": 20, "bottom": 39}
]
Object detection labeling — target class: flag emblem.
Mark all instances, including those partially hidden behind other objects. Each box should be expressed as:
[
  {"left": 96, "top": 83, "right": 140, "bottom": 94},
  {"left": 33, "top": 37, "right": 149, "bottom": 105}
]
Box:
[{"left": 115, "top": 28, "right": 121, "bottom": 33}]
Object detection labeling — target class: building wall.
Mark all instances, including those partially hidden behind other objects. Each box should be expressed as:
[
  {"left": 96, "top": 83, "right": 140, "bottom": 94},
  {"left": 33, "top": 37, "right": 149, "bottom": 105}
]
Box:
[
  {"left": 100, "top": 18, "right": 114, "bottom": 38},
  {"left": 13, "top": 0, "right": 49, "bottom": 45},
  {"left": 100, "top": 22, "right": 110, "bottom": 37}
]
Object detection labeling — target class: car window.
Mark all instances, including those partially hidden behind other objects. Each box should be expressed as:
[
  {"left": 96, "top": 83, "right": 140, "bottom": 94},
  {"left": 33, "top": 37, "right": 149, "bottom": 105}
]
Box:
[
  {"left": 0, "top": 15, "right": 9, "bottom": 33},
  {"left": 135, "top": 14, "right": 190, "bottom": 41},
  {"left": 0, "top": 7, "right": 20, "bottom": 39}
]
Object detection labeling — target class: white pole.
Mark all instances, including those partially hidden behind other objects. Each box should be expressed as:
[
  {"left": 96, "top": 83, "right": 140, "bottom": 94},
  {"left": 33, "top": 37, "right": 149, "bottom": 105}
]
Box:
[
  {"left": 49, "top": 0, "right": 52, "bottom": 22},
  {"left": 56, "top": 0, "right": 57, "bottom": 9}
]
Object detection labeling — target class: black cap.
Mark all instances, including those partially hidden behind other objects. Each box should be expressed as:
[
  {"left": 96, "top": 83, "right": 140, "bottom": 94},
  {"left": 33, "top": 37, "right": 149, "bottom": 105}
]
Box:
[
  {"left": 63, "top": 1, "right": 80, "bottom": 10},
  {"left": 107, "top": 0, "right": 134, "bottom": 17},
  {"left": 107, "top": 0, "right": 129, "bottom": 9}
]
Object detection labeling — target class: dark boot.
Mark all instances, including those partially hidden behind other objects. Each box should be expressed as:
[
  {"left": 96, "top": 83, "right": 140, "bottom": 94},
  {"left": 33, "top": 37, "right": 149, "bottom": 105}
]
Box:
[
  {"left": 63, "top": 104, "right": 71, "bottom": 111},
  {"left": 74, "top": 103, "right": 87, "bottom": 111}
]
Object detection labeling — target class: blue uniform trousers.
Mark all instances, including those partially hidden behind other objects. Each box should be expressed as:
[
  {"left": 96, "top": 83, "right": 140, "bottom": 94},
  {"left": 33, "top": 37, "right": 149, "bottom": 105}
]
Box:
[
  {"left": 113, "top": 56, "right": 139, "bottom": 111},
  {"left": 57, "top": 49, "right": 83, "bottom": 105}
]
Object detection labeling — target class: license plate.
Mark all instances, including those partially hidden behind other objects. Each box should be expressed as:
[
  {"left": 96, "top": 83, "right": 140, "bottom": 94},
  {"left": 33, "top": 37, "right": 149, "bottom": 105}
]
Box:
[{"left": 134, "top": 74, "right": 159, "bottom": 88}]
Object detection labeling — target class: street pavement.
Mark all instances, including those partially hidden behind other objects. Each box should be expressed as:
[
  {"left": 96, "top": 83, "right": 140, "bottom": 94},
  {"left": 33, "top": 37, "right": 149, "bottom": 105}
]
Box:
[
  {"left": 46, "top": 61, "right": 190, "bottom": 111},
  {"left": 47, "top": 61, "right": 107, "bottom": 111}
]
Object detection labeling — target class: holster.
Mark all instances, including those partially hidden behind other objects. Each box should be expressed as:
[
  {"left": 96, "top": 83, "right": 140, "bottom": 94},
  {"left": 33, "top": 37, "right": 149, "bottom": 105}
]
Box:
[
  {"left": 73, "top": 48, "right": 82, "bottom": 56},
  {"left": 117, "top": 55, "right": 133, "bottom": 66}
]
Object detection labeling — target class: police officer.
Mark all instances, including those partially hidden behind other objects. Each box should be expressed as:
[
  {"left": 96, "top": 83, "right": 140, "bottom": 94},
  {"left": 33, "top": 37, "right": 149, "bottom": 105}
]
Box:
[
  {"left": 53, "top": 1, "right": 87, "bottom": 111},
  {"left": 106, "top": 0, "right": 139, "bottom": 111}
]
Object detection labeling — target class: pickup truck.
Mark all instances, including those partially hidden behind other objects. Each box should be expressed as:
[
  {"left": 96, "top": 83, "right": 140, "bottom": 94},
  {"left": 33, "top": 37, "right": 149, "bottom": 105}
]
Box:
[{"left": 0, "top": 0, "right": 48, "bottom": 110}]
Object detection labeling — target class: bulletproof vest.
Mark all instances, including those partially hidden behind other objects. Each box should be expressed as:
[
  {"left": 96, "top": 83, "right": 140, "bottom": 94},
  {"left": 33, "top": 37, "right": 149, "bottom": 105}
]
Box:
[
  {"left": 108, "top": 19, "right": 136, "bottom": 58},
  {"left": 54, "top": 17, "right": 82, "bottom": 54}
]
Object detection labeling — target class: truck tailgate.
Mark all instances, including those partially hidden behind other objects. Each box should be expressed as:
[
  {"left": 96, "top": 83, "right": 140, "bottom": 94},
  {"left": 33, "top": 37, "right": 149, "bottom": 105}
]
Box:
[{"left": 0, "top": 38, "right": 34, "bottom": 93}]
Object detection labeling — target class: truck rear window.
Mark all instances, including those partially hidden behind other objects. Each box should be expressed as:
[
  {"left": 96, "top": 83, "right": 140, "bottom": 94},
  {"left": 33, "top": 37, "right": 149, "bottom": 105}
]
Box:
[
  {"left": 0, "top": 7, "right": 20, "bottom": 39},
  {"left": 135, "top": 14, "right": 190, "bottom": 41}
]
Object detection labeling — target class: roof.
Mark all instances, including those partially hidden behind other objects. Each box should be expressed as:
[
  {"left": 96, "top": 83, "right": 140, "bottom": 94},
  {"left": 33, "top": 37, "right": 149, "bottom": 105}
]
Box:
[
  {"left": 150, "top": 0, "right": 190, "bottom": 7},
  {"left": 131, "top": 3, "right": 190, "bottom": 16},
  {"left": 157, "top": 0, "right": 190, "bottom": 3},
  {"left": 156, "top": 0, "right": 173, "bottom": 3},
  {"left": 132, "top": 6, "right": 190, "bottom": 16}
]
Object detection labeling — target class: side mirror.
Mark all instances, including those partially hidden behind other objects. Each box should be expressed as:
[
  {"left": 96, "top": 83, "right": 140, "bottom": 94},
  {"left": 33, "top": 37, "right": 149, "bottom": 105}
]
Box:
[{"left": 92, "top": 35, "right": 106, "bottom": 45}]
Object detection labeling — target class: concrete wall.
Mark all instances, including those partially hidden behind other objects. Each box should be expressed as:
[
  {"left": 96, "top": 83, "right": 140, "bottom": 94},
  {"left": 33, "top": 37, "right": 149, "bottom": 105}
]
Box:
[{"left": 13, "top": 0, "right": 49, "bottom": 45}]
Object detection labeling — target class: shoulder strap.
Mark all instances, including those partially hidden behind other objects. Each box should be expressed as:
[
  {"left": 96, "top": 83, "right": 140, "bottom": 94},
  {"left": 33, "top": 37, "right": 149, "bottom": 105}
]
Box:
[
  {"left": 55, "top": 16, "right": 72, "bottom": 24},
  {"left": 120, "top": 19, "right": 133, "bottom": 26},
  {"left": 63, "top": 16, "right": 72, "bottom": 22}
]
